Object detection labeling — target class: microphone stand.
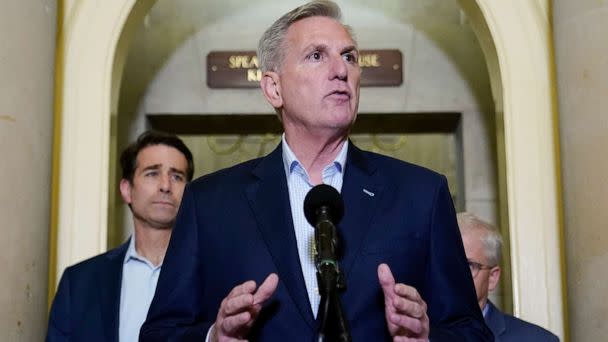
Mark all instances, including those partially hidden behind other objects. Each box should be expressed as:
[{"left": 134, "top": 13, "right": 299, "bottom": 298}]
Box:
[
  {"left": 314, "top": 207, "right": 351, "bottom": 342},
  {"left": 316, "top": 263, "right": 351, "bottom": 342}
]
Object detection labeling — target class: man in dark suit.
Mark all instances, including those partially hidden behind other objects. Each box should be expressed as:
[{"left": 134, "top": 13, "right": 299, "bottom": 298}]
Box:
[
  {"left": 46, "top": 131, "right": 194, "bottom": 341},
  {"left": 141, "top": 1, "right": 492, "bottom": 341},
  {"left": 457, "top": 212, "right": 559, "bottom": 341}
]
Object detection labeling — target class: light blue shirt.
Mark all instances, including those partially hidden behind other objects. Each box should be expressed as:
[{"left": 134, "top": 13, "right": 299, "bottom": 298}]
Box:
[
  {"left": 118, "top": 235, "right": 162, "bottom": 342},
  {"left": 281, "top": 135, "right": 348, "bottom": 317}
]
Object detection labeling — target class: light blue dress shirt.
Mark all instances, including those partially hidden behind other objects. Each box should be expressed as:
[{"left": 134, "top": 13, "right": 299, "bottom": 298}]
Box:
[
  {"left": 281, "top": 135, "right": 348, "bottom": 317},
  {"left": 118, "top": 235, "right": 162, "bottom": 342}
]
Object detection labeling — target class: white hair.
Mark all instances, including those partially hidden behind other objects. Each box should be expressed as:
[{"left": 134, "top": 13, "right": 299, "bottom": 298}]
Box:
[
  {"left": 457, "top": 212, "right": 503, "bottom": 266},
  {"left": 257, "top": 0, "right": 355, "bottom": 72}
]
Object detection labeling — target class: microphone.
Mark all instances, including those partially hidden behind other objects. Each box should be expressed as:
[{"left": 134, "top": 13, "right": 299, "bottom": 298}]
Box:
[
  {"left": 304, "top": 184, "right": 344, "bottom": 273},
  {"left": 304, "top": 184, "right": 351, "bottom": 342}
]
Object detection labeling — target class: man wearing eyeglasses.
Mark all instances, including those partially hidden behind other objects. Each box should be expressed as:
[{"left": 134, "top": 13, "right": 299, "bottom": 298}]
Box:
[{"left": 457, "top": 212, "right": 559, "bottom": 342}]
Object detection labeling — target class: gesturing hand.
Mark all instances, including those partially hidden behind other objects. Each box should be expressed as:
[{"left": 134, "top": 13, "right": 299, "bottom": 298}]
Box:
[
  {"left": 378, "top": 264, "right": 429, "bottom": 341},
  {"left": 211, "top": 273, "right": 279, "bottom": 342}
]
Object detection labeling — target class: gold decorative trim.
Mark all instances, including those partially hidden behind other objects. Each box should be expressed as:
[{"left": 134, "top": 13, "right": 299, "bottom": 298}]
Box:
[
  {"left": 371, "top": 134, "right": 407, "bottom": 152},
  {"left": 48, "top": 0, "right": 65, "bottom": 310},
  {"left": 206, "top": 136, "right": 243, "bottom": 155}
]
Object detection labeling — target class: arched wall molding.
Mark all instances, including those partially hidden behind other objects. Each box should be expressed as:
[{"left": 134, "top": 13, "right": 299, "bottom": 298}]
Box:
[
  {"left": 459, "top": 0, "right": 565, "bottom": 339},
  {"left": 50, "top": 0, "right": 156, "bottom": 293},
  {"left": 51, "top": 0, "right": 565, "bottom": 339}
]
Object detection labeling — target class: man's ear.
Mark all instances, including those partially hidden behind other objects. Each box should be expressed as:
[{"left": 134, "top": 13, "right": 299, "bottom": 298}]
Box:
[
  {"left": 260, "top": 71, "right": 283, "bottom": 109},
  {"left": 488, "top": 266, "right": 501, "bottom": 292},
  {"left": 119, "top": 179, "right": 132, "bottom": 205}
]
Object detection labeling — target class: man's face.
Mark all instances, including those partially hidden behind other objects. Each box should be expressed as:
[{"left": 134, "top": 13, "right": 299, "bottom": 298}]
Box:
[
  {"left": 120, "top": 144, "right": 189, "bottom": 230},
  {"left": 461, "top": 231, "right": 501, "bottom": 310},
  {"left": 265, "top": 16, "right": 361, "bottom": 134}
]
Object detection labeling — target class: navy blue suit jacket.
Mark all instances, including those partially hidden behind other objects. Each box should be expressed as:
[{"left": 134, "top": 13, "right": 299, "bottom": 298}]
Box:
[
  {"left": 46, "top": 240, "right": 129, "bottom": 342},
  {"left": 141, "top": 144, "right": 492, "bottom": 341},
  {"left": 485, "top": 301, "right": 558, "bottom": 342}
]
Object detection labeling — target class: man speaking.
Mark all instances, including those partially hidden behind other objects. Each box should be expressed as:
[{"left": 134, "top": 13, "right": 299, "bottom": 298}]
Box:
[{"left": 141, "top": 1, "right": 491, "bottom": 341}]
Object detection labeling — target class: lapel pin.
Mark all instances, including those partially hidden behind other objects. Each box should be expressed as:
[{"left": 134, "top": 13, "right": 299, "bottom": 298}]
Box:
[{"left": 363, "top": 188, "right": 375, "bottom": 197}]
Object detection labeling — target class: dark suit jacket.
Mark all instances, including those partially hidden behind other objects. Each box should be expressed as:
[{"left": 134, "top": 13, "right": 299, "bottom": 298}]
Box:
[
  {"left": 485, "top": 301, "right": 559, "bottom": 342},
  {"left": 46, "top": 240, "right": 129, "bottom": 342},
  {"left": 141, "top": 143, "right": 493, "bottom": 341}
]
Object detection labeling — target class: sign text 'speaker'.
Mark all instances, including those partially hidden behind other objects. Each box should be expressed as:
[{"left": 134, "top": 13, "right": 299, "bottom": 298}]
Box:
[{"left": 207, "top": 49, "right": 403, "bottom": 88}]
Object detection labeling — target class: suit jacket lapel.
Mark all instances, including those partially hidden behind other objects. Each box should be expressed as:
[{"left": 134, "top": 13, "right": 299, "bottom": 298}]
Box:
[
  {"left": 339, "top": 144, "right": 383, "bottom": 281},
  {"left": 99, "top": 240, "right": 129, "bottom": 342},
  {"left": 245, "top": 144, "right": 315, "bottom": 329},
  {"left": 484, "top": 301, "right": 506, "bottom": 340}
]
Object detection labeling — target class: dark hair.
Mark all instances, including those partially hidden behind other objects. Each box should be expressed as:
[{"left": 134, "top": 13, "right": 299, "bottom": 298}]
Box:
[{"left": 120, "top": 130, "right": 194, "bottom": 183}]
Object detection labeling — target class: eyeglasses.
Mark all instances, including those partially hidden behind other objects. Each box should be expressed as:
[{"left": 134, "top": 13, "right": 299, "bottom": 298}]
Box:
[{"left": 467, "top": 260, "right": 495, "bottom": 278}]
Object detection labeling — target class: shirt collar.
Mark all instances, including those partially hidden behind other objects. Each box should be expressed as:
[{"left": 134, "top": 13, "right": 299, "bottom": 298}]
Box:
[
  {"left": 482, "top": 302, "right": 490, "bottom": 317},
  {"left": 123, "top": 232, "right": 161, "bottom": 269},
  {"left": 123, "top": 233, "right": 138, "bottom": 264},
  {"left": 281, "top": 133, "right": 348, "bottom": 176}
]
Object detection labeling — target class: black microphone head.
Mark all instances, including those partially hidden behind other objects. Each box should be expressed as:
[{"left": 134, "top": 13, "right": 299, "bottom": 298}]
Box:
[{"left": 304, "top": 184, "right": 344, "bottom": 227}]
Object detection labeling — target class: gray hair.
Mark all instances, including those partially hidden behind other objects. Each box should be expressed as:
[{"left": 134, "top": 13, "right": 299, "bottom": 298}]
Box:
[
  {"left": 457, "top": 212, "right": 503, "bottom": 266},
  {"left": 258, "top": 0, "right": 354, "bottom": 72}
]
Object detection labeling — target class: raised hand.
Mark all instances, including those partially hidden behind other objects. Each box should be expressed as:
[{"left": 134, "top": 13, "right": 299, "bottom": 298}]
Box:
[
  {"left": 378, "top": 263, "right": 429, "bottom": 341},
  {"left": 211, "top": 273, "right": 279, "bottom": 342}
]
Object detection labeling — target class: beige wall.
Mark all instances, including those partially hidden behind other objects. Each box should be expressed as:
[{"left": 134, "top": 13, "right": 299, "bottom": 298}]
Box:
[
  {"left": 553, "top": 1, "right": 608, "bottom": 341},
  {"left": 0, "top": 0, "right": 57, "bottom": 340}
]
